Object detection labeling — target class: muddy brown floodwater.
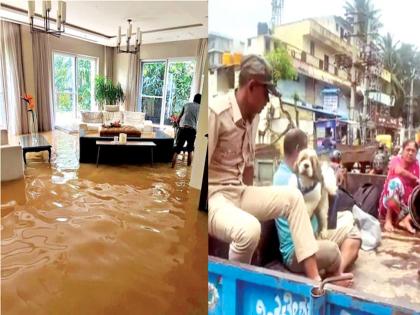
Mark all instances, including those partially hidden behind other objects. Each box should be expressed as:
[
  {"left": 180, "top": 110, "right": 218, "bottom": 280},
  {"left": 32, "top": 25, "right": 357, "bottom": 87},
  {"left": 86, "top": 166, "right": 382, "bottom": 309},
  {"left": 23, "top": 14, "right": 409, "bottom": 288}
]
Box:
[{"left": 1, "top": 131, "right": 208, "bottom": 315}]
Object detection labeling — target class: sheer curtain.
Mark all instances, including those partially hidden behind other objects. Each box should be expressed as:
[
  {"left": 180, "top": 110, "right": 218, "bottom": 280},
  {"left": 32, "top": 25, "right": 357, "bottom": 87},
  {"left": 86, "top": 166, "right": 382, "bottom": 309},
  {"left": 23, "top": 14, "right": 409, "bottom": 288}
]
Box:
[
  {"left": 125, "top": 53, "right": 139, "bottom": 111},
  {"left": 0, "top": 21, "right": 29, "bottom": 134},
  {"left": 32, "top": 32, "right": 54, "bottom": 131},
  {"left": 193, "top": 38, "right": 208, "bottom": 95}
]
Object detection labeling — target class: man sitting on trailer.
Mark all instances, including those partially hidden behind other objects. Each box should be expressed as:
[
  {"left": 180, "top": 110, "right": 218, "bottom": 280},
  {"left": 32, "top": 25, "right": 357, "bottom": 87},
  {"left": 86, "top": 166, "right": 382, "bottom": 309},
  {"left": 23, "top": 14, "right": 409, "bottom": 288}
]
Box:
[
  {"left": 273, "top": 129, "right": 361, "bottom": 286},
  {"left": 208, "top": 55, "right": 323, "bottom": 283}
]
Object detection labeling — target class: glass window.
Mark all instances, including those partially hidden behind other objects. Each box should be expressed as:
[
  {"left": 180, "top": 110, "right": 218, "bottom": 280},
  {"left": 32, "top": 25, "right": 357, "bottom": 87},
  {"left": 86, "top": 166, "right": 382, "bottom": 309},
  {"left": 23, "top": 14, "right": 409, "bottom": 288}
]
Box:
[
  {"left": 53, "top": 52, "right": 97, "bottom": 126},
  {"left": 139, "top": 59, "right": 196, "bottom": 126}
]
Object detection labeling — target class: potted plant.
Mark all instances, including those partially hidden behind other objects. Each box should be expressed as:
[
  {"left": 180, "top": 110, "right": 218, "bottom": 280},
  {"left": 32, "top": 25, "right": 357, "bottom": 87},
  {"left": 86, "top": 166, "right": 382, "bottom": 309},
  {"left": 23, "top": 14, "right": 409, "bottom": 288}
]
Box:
[{"left": 95, "top": 76, "right": 125, "bottom": 110}]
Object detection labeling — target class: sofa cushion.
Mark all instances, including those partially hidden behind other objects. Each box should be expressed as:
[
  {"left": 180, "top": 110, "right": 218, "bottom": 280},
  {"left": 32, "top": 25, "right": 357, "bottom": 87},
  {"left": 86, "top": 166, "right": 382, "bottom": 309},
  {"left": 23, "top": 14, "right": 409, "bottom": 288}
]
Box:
[
  {"left": 124, "top": 111, "right": 145, "bottom": 126},
  {"left": 103, "top": 111, "right": 123, "bottom": 125},
  {"left": 1, "top": 129, "right": 8, "bottom": 145},
  {"left": 1, "top": 145, "right": 24, "bottom": 181},
  {"left": 104, "top": 105, "right": 120, "bottom": 112},
  {"left": 81, "top": 111, "right": 103, "bottom": 124}
]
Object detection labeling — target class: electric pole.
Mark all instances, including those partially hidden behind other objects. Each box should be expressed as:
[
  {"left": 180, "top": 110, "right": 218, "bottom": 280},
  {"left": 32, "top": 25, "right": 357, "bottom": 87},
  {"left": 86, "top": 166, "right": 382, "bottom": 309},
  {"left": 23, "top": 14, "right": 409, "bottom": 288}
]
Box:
[{"left": 408, "top": 69, "right": 416, "bottom": 139}]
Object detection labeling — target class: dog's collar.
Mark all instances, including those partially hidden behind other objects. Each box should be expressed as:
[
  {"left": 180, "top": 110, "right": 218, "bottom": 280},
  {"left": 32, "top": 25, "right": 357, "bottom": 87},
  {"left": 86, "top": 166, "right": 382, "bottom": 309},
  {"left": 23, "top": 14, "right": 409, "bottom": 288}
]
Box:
[{"left": 297, "top": 175, "right": 318, "bottom": 194}]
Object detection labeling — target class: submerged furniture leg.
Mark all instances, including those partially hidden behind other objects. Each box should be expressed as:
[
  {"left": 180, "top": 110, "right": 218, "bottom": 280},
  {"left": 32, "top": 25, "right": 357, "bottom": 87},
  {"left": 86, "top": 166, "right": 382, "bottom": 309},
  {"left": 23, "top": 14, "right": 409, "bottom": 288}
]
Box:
[
  {"left": 96, "top": 145, "right": 101, "bottom": 168},
  {"left": 151, "top": 147, "right": 154, "bottom": 167}
]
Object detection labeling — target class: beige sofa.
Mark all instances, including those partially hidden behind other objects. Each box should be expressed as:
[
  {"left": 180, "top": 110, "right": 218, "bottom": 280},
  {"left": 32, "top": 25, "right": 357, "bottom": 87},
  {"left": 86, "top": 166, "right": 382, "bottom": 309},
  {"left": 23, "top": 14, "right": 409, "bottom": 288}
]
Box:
[
  {"left": 1, "top": 129, "right": 24, "bottom": 181},
  {"left": 79, "top": 105, "right": 153, "bottom": 133}
]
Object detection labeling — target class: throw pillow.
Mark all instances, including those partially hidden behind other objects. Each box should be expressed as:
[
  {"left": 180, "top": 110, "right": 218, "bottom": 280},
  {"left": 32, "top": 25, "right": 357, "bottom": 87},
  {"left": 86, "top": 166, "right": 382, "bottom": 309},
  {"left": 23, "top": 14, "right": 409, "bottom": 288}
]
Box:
[
  {"left": 124, "top": 111, "right": 145, "bottom": 126},
  {"left": 105, "top": 105, "right": 120, "bottom": 112},
  {"left": 81, "top": 111, "right": 103, "bottom": 124},
  {"left": 103, "top": 111, "right": 123, "bottom": 125}
]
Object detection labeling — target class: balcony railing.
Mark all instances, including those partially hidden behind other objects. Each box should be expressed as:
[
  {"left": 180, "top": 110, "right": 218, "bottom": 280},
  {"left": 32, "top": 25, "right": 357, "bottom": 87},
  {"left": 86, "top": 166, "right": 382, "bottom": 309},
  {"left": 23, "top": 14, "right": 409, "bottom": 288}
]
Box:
[
  {"left": 306, "top": 20, "right": 353, "bottom": 54},
  {"left": 280, "top": 41, "right": 351, "bottom": 87}
]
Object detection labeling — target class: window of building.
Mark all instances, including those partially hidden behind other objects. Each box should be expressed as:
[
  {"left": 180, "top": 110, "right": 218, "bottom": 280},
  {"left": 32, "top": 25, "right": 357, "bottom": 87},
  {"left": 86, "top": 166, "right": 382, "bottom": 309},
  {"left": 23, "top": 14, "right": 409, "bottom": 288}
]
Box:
[
  {"left": 310, "top": 41, "right": 315, "bottom": 56},
  {"left": 248, "top": 38, "right": 251, "bottom": 47},
  {"left": 139, "top": 59, "right": 196, "bottom": 126},
  {"left": 324, "top": 55, "right": 329, "bottom": 71},
  {"left": 52, "top": 52, "right": 97, "bottom": 125},
  {"left": 319, "top": 59, "right": 324, "bottom": 70},
  {"left": 301, "top": 51, "right": 307, "bottom": 62}
]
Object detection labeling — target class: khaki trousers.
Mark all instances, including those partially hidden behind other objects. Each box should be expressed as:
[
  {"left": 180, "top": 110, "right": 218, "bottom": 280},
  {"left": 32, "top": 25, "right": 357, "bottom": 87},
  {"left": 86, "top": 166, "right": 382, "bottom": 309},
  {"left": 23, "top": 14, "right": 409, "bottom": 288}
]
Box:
[
  {"left": 288, "top": 211, "right": 361, "bottom": 274},
  {"left": 208, "top": 185, "right": 318, "bottom": 264}
]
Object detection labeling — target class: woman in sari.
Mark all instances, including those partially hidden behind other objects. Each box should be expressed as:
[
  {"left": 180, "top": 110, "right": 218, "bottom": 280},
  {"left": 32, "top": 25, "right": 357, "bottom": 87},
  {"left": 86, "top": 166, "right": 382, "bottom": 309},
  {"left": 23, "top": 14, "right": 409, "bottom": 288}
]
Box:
[{"left": 379, "top": 140, "right": 419, "bottom": 234}]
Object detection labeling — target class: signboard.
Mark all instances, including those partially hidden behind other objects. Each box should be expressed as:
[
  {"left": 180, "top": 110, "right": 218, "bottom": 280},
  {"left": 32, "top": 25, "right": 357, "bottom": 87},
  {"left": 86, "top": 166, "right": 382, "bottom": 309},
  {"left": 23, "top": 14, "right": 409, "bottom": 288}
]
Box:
[
  {"left": 368, "top": 91, "right": 393, "bottom": 106},
  {"left": 323, "top": 94, "right": 338, "bottom": 113}
]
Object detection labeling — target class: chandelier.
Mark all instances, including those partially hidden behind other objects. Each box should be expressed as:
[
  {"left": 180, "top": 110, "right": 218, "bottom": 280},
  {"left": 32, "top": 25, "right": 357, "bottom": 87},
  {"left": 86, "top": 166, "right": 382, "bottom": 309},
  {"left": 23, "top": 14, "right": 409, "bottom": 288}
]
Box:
[
  {"left": 28, "top": 1, "right": 66, "bottom": 37},
  {"left": 117, "top": 19, "right": 141, "bottom": 54}
]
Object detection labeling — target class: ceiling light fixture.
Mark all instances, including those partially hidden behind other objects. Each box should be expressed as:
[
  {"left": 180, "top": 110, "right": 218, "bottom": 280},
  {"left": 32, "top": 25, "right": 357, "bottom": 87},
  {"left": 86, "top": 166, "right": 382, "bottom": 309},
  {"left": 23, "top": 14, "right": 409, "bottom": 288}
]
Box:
[
  {"left": 27, "top": 0, "right": 66, "bottom": 37},
  {"left": 117, "top": 19, "right": 141, "bottom": 54}
]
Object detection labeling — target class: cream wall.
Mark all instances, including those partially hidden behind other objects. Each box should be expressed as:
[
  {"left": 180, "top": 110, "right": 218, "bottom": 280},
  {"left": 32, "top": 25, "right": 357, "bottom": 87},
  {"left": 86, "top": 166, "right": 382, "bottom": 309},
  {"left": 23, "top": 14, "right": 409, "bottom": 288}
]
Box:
[
  {"left": 113, "top": 52, "right": 130, "bottom": 97},
  {"left": 274, "top": 21, "right": 309, "bottom": 50},
  {"left": 139, "top": 39, "right": 198, "bottom": 60},
  {"left": 189, "top": 56, "right": 208, "bottom": 190}
]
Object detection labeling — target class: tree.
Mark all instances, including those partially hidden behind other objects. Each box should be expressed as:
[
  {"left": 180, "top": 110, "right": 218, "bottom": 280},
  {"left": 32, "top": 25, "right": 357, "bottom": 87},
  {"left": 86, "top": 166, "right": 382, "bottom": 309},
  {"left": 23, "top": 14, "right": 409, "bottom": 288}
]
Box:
[
  {"left": 344, "top": 0, "right": 383, "bottom": 43},
  {"left": 265, "top": 44, "right": 297, "bottom": 84},
  {"left": 141, "top": 61, "right": 195, "bottom": 124},
  {"left": 391, "top": 44, "right": 420, "bottom": 125},
  {"left": 95, "top": 76, "right": 124, "bottom": 110},
  {"left": 379, "top": 33, "right": 405, "bottom": 109}
]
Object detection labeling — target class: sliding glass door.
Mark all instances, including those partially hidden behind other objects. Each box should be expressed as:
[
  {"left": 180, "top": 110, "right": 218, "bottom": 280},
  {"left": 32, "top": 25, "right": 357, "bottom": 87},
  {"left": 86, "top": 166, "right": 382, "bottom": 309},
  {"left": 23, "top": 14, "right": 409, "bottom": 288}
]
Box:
[
  {"left": 139, "top": 59, "right": 196, "bottom": 126},
  {"left": 53, "top": 52, "right": 97, "bottom": 125}
]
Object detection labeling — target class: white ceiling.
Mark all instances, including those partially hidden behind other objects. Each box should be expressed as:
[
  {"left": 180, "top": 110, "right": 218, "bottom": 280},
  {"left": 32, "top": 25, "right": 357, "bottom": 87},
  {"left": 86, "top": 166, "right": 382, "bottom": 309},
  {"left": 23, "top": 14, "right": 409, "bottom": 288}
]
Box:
[{"left": 0, "top": 1, "right": 208, "bottom": 46}]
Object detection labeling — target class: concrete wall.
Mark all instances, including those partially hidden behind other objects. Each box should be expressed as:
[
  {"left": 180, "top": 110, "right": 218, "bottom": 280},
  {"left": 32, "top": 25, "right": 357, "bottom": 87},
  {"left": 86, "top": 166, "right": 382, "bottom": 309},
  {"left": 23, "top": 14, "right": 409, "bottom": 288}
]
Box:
[
  {"left": 274, "top": 21, "right": 309, "bottom": 50},
  {"left": 246, "top": 36, "right": 266, "bottom": 55},
  {"left": 278, "top": 74, "right": 306, "bottom": 103}
]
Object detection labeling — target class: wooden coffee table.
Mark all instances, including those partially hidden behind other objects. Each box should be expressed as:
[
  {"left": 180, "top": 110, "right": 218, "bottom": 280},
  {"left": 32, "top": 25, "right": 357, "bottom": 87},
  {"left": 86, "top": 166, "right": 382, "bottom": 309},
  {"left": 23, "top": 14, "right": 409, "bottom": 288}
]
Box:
[
  {"left": 99, "top": 126, "right": 141, "bottom": 137},
  {"left": 96, "top": 140, "right": 156, "bottom": 167},
  {"left": 19, "top": 134, "right": 52, "bottom": 164}
]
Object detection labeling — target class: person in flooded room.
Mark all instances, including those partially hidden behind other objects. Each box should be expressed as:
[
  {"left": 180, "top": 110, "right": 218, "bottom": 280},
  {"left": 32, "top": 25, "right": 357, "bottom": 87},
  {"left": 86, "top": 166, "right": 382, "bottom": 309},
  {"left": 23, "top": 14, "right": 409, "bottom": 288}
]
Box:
[
  {"left": 171, "top": 93, "right": 201, "bottom": 168},
  {"left": 379, "top": 139, "right": 420, "bottom": 234},
  {"left": 273, "top": 129, "right": 360, "bottom": 286},
  {"left": 209, "top": 54, "right": 324, "bottom": 284}
]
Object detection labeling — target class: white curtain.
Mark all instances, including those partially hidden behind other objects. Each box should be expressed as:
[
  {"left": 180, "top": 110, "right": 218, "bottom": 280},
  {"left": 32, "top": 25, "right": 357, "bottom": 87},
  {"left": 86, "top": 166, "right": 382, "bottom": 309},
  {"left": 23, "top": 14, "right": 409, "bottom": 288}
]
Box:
[
  {"left": 32, "top": 32, "right": 54, "bottom": 131},
  {"left": 125, "top": 53, "right": 139, "bottom": 111},
  {"left": 193, "top": 38, "right": 208, "bottom": 95},
  {"left": 0, "top": 21, "right": 29, "bottom": 134}
]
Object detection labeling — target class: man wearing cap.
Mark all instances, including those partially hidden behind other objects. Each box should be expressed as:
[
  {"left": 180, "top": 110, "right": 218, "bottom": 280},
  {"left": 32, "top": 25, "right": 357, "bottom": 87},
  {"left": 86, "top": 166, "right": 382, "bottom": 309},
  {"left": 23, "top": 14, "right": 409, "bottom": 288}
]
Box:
[{"left": 208, "top": 54, "right": 322, "bottom": 282}]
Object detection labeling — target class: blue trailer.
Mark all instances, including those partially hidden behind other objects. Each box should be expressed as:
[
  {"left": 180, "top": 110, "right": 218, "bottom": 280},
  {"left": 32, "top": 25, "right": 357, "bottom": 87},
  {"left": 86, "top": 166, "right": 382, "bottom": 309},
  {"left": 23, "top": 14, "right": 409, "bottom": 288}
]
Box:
[{"left": 208, "top": 256, "right": 420, "bottom": 315}]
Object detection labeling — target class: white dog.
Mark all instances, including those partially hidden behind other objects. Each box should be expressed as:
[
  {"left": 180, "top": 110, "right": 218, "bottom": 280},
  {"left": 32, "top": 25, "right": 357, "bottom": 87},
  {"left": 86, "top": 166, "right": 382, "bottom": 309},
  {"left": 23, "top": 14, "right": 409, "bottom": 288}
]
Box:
[{"left": 292, "top": 148, "right": 338, "bottom": 239}]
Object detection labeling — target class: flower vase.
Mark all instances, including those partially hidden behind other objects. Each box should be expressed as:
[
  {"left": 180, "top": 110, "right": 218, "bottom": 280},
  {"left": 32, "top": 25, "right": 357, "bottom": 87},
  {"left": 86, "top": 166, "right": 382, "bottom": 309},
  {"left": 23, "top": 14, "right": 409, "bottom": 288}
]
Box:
[{"left": 28, "top": 111, "right": 38, "bottom": 134}]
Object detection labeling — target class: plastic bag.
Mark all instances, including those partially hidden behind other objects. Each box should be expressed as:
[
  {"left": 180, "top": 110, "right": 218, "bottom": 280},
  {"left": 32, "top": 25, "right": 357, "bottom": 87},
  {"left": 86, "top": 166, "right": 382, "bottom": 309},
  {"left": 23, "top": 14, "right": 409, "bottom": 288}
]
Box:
[{"left": 352, "top": 205, "right": 381, "bottom": 251}]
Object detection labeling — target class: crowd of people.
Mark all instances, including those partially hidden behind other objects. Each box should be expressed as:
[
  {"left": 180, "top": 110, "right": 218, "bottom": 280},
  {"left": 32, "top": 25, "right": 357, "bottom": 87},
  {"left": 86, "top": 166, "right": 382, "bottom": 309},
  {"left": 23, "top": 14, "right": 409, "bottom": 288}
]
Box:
[{"left": 208, "top": 54, "right": 418, "bottom": 286}]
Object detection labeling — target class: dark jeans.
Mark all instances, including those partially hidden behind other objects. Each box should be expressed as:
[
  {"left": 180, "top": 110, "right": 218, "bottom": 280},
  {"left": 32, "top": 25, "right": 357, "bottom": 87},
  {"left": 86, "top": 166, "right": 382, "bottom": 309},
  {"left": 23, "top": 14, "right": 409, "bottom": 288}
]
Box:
[{"left": 174, "top": 127, "right": 196, "bottom": 153}]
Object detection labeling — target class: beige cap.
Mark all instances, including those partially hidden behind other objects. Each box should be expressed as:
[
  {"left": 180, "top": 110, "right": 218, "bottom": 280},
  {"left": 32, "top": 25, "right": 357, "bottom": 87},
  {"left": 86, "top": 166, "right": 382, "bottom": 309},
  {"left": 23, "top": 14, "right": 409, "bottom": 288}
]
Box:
[{"left": 240, "top": 54, "right": 280, "bottom": 96}]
